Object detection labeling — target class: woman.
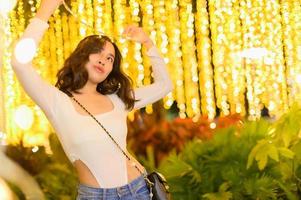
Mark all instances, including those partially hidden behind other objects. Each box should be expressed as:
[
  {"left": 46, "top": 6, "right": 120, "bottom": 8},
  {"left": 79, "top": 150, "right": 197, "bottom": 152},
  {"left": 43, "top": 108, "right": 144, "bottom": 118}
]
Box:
[{"left": 11, "top": 0, "right": 173, "bottom": 199}]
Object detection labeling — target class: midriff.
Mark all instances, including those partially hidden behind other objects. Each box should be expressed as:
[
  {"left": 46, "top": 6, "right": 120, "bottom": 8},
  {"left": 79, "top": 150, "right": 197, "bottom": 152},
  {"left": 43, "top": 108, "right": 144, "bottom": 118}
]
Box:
[{"left": 74, "top": 156, "right": 145, "bottom": 188}]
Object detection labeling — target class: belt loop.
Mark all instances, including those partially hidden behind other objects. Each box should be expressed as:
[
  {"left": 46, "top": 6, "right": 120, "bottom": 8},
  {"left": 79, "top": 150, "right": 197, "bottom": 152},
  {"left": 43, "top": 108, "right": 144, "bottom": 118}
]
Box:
[
  {"left": 102, "top": 188, "right": 106, "bottom": 199},
  {"left": 128, "top": 182, "right": 135, "bottom": 196},
  {"left": 116, "top": 187, "right": 121, "bottom": 197}
]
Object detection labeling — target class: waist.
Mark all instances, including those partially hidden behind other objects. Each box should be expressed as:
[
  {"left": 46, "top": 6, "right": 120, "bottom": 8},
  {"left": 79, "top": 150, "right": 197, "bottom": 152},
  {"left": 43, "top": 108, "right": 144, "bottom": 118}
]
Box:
[
  {"left": 76, "top": 159, "right": 147, "bottom": 188},
  {"left": 77, "top": 171, "right": 148, "bottom": 197}
]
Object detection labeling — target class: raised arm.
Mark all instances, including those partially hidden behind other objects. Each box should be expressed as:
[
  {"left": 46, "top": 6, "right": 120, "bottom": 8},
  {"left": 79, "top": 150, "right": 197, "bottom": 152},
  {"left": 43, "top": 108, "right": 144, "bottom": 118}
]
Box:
[
  {"left": 11, "top": 0, "right": 63, "bottom": 117},
  {"left": 122, "top": 26, "right": 173, "bottom": 109}
]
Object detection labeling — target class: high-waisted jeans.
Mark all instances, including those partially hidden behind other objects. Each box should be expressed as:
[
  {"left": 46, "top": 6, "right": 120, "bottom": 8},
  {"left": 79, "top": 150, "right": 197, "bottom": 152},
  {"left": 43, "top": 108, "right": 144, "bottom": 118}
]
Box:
[{"left": 76, "top": 173, "right": 150, "bottom": 200}]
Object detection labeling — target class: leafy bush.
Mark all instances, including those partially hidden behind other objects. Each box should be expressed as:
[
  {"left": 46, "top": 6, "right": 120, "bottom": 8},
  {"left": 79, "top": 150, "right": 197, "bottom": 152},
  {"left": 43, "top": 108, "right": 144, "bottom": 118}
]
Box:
[
  {"left": 5, "top": 133, "right": 78, "bottom": 200},
  {"left": 128, "top": 111, "right": 242, "bottom": 166},
  {"left": 158, "top": 105, "right": 301, "bottom": 200}
]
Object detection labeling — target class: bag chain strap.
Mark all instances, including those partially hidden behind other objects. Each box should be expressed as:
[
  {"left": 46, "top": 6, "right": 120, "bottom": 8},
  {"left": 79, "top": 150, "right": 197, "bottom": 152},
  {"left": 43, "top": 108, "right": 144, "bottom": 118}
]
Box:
[{"left": 71, "top": 97, "right": 154, "bottom": 198}]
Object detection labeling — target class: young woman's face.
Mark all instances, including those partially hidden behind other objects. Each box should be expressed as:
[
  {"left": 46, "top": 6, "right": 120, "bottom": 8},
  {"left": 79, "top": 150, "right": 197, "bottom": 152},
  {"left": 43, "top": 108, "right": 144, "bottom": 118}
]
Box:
[{"left": 85, "top": 41, "right": 115, "bottom": 84}]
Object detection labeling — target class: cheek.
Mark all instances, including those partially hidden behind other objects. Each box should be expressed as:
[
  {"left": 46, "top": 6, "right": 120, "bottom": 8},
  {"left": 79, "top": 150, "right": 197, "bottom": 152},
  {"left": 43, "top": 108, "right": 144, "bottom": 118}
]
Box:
[
  {"left": 85, "top": 64, "right": 93, "bottom": 74},
  {"left": 106, "top": 65, "right": 113, "bottom": 74}
]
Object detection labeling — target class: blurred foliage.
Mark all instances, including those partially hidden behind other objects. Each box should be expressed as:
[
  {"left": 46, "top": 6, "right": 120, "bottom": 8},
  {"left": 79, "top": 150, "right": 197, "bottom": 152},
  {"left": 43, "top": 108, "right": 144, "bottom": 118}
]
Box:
[
  {"left": 157, "top": 105, "right": 301, "bottom": 200},
  {"left": 127, "top": 111, "right": 242, "bottom": 167},
  {"left": 5, "top": 134, "right": 78, "bottom": 200},
  {"left": 5, "top": 181, "right": 26, "bottom": 200},
  {"left": 5, "top": 104, "right": 301, "bottom": 199}
]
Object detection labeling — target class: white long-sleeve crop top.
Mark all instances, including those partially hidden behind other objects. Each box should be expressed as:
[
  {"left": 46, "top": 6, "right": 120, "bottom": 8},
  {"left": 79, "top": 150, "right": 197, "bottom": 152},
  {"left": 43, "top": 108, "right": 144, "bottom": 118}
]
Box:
[{"left": 11, "top": 18, "right": 173, "bottom": 188}]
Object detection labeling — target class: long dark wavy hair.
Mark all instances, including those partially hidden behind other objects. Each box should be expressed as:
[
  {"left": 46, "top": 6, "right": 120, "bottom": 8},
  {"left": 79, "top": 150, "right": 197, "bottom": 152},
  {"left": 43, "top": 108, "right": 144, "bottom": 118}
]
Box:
[{"left": 55, "top": 35, "right": 136, "bottom": 110}]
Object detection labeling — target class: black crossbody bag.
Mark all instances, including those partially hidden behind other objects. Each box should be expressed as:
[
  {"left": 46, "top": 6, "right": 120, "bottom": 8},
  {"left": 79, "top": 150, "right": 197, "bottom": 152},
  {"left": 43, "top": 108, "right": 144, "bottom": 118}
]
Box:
[{"left": 71, "top": 96, "right": 170, "bottom": 200}]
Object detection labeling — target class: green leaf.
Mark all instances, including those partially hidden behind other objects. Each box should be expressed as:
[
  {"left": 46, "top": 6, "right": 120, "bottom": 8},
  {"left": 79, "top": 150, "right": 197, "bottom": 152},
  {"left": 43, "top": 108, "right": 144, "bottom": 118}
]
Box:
[
  {"left": 219, "top": 182, "right": 231, "bottom": 192},
  {"left": 243, "top": 176, "right": 278, "bottom": 199},
  {"left": 160, "top": 153, "right": 192, "bottom": 179},
  {"left": 203, "top": 183, "right": 233, "bottom": 200},
  {"left": 247, "top": 150, "right": 255, "bottom": 169},
  {"left": 278, "top": 147, "right": 295, "bottom": 159},
  {"left": 188, "top": 169, "right": 202, "bottom": 184},
  {"left": 277, "top": 181, "right": 299, "bottom": 200},
  {"left": 277, "top": 162, "right": 293, "bottom": 180},
  {"left": 247, "top": 140, "right": 268, "bottom": 169},
  {"left": 203, "top": 192, "right": 233, "bottom": 200},
  {"left": 267, "top": 143, "right": 279, "bottom": 162},
  {"left": 282, "top": 130, "right": 292, "bottom": 147},
  {"left": 258, "top": 154, "right": 268, "bottom": 170}
]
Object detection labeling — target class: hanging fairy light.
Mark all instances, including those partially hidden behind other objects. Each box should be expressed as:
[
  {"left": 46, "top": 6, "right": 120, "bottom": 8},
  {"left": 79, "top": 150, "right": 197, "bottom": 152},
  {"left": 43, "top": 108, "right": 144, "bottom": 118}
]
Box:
[
  {"left": 62, "top": 0, "right": 105, "bottom": 35},
  {"left": 32, "top": 146, "right": 39, "bottom": 153},
  {"left": 14, "top": 105, "right": 34, "bottom": 130},
  {"left": 3, "top": 0, "right": 301, "bottom": 148},
  {"left": 0, "top": 131, "right": 6, "bottom": 146},
  {"left": 240, "top": 47, "right": 270, "bottom": 59},
  {"left": 296, "top": 74, "right": 301, "bottom": 85},
  {"left": 14, "top": 38, "right": 36, "bottom": 63},
  {"left": 0, "top": 179, "right": 13, "bottom": 200},
  {"left": 0, "top": 0, "right": 17, "bottom": 16}
]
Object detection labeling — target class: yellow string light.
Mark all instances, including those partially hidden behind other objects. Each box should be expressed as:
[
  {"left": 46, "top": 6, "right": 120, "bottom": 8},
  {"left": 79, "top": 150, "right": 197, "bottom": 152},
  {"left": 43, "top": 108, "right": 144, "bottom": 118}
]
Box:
[
  {"left": 152, "top": 0, "right": 174, "bottom": 111},
  {"left": 195, "top": 0, "right": 216, "bottom": 119},
  {"left": 93, "top": 0, "right": 103, "bottom": 35},
  {"left": 3, "top": 0, "right": 301, "bottom": 147},
  {"left": 179, "top": 0, "right": 200, "bottom": 118},
  {"left": 84, "top": 0, "right": 94, "bottom": 36},
  {"left": 281, "top": 0, "right": 301, "bottom": 107},
  {"left": 139, "top": 0, "right": 154, "bottom": 114},
  {"left": 129, "top": 0, "right": 143, "bottom": 88},
  {"left": 103, "top": 0, "right": 113, "bottom": 37},
  {"left": 264, "top": 0, "right": 288, "bottom": 117},
  {"left": 68, "top": 1, "right": 80, "bottom": 50},
  {"left": 61, "top": 13, "right": 70, "bottom": 60},
  {"left": 1, "top": 12, "right": 12, "bottom": 143},
  {"left": 165, "top": 0, "right": 185, "bottom": 117},
  {"left": 4, "top": 0, "right": 26, "bottom": 144},
  {"left": 113, "top": 0, "right": 128, "bottom": 70},
  {"left": 0, "top": 15, "right": 5, "bottom": 133}
]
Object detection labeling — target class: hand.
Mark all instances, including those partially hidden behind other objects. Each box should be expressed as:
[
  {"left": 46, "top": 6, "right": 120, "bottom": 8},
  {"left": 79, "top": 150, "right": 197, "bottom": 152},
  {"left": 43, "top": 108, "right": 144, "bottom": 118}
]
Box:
[
  {"left": 36, "top": 0, "right": 64, "bottom": 21},
  {"left": 40, "top": 0, "right": 64, "bottom": 8},
  {"left": 122, "top": 25, "right": 154, "bottom": 49}
]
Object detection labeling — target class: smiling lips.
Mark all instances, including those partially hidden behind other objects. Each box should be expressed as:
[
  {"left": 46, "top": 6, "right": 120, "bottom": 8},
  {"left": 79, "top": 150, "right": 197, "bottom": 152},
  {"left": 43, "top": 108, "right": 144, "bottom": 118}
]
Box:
[{"left": 94, "top": 65, "right": 105, "bottom": 74}]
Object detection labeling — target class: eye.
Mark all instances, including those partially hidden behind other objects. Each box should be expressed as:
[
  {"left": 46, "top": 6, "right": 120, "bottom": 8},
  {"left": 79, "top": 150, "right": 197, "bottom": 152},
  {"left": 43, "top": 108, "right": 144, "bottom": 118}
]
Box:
[{"left": 107, "top": 57, "right": 114, "bottom": 63}]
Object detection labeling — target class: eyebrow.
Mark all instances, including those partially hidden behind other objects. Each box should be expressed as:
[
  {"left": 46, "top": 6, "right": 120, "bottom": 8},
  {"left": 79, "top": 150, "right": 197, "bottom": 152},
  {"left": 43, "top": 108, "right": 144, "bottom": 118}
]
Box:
[
  {"left": 108, "top": 53, "right": 115, "bottom": 59},
  {"left": 100, "top": 47, "right": 115, "bottom": 59}
]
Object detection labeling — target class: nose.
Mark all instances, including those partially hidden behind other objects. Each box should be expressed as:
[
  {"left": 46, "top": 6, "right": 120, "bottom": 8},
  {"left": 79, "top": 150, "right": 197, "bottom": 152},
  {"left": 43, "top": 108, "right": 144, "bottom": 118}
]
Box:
[{"left": 98, "top": 60, "right": 105, "bottom": 66}]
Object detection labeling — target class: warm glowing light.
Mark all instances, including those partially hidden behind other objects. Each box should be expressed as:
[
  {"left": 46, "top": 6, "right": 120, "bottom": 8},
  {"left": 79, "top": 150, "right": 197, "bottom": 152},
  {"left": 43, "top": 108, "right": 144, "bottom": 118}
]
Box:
[
  {"left": 298, "top": 46, "right": 301, "bottom": 57},
  {"left": 1, "top": 0, "right": 301, "bottom": 147},
  {"left": 32, "top": 146, "right": 39, "bottom": 153},
  {"left": 14, "top": 105, "right": 34, "bottom": 130},
  {"left": 240, "top": 48, "right": 270, "bottom": 59},
  {"left": 0, "top": 0, "right": 17, "bottom": 15},
  {"left": 0, "top": 131, "right": 4, "bottom": 139},
  {"left": 296, "top": 74, "right": 301, "bottom": 85},
  {"left": 210, "top": 122, "right": 216, "bottom": 129},
  {"left": 0, "top": 131, "right": 6, "bottom": 146},
  {"left": 0, "top": 179, "right": 13, "bottom": 200},
  {"left": 14, "top": 38, "right": 37, "bottom": 64}
]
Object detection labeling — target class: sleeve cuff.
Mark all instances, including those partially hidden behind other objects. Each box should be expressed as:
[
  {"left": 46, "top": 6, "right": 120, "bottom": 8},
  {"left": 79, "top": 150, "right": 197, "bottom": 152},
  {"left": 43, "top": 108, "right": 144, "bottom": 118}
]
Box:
[
  {"left": 29, "top": 18, "right": 49, "bottom": 29},
  {"left": 146, "top": 46, "right": 161, "bottom": 56}
]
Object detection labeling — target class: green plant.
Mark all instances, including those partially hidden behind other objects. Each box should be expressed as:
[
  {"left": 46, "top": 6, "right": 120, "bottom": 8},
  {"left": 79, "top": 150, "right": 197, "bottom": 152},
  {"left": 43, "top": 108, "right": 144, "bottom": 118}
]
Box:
[
  {"left": 158, "top": 107, "right": 301, "bottom": 199},
  {"left": 128, "top": 111, "right": 242, "bottom": 167},
  {"left": 35, "top": 163, "right": 77, "bottom": 200},
  {"left": 5, "top": 133, "right": 78, "bottom": 200}
]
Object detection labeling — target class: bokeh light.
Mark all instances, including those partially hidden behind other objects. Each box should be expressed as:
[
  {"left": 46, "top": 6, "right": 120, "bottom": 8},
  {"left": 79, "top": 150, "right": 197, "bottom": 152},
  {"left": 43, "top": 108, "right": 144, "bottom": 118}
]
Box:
[
  {"left": 14, "top": 38, "right": 37, "bottom": 64},
  {"left": 14, "top": 105, "right": 34, "bottom": 130}
]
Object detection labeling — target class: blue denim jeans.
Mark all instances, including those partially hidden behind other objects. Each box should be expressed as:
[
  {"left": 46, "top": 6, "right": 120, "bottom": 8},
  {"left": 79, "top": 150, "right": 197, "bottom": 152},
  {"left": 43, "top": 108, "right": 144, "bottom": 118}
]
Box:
[{"left": 76, "top": 173, "right": 150, "bottom": 200}]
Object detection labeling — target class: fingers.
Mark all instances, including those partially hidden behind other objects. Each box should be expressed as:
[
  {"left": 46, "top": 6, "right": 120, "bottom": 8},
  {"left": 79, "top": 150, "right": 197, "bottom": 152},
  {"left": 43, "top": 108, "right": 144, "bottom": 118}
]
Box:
[
  {"left": 122, "top": 25, "right": 138, "bottom": 39},
  {"left": 122, "top": 25, "right": 149, "bottom": 44}
]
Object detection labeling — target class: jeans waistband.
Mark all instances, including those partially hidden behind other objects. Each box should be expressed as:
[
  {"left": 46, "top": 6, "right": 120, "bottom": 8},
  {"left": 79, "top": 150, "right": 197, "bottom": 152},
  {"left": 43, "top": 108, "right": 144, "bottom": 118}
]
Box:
[{"left": 77, "top": 171, "right": 148, "bottom": 197}]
